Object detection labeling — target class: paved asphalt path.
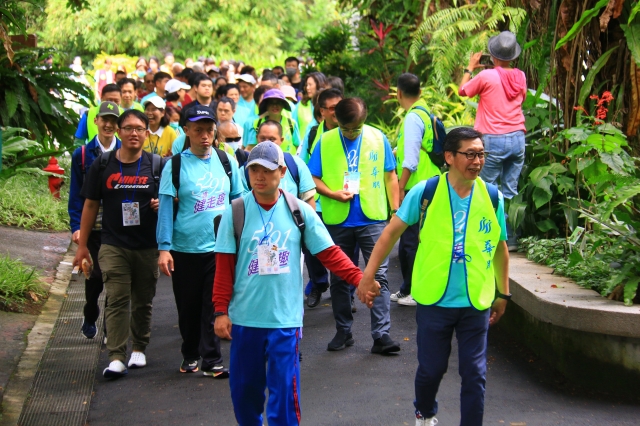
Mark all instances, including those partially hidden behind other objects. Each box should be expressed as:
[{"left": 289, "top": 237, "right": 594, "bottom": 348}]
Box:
[{"left": 87, "top": 248, "right": 640, "bottom": 425}]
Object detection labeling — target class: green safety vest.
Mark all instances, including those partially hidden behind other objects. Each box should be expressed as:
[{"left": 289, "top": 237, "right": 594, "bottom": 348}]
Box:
[
  {"left": 87, "top": 103, "right": 124, "bottom": 142},
  {"left": 412, "top": 175, "right": 501, "bottom": 310},
  {"left": 319, "top": 125, "right": 388, "bottom": 225},
  {"left": 295, "top": 101, "right": 314, "bottom": 139},
  {"left": 396, "top": 99, "right": 441, "bottom": 190},
  {"left": 254, "top": 115, "right": 296, "bottom": 155}
]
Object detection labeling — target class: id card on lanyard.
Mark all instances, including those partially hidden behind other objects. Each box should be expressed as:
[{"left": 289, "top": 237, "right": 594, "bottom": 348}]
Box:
[
  {"left": 340, "top": 130, "right": 362, "bottom": 194},
  {"left": 255, "top": 193, "right": 281, "bottom": 275},
  {"left": 119, "top": 151, "right": 142, "bottom": 227}
]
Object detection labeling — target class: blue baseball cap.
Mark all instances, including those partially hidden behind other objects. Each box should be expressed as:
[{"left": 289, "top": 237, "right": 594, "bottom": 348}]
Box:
[
  {"left": 246, "top": 142, "right": 285, "bottom": 170},
  {"left": 185, "top": 105, "right": 216, "bottom": 122}
]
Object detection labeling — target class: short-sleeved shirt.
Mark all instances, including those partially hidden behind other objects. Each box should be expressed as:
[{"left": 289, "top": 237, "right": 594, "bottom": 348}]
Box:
[
  {"left": 397, "top": 177, "right": 507, "bottom": 307},
  {"left": 401, "top": 112, "right": 426, "bottom": 172},
  {"left": 80, "top": 151, "right": 158, "bottom": 250},
  {"left": 143, "top": 126, "right": 177, "bottom": 157},
  {"left": 240, "top": 154, "right": 315, "bottom": 197},
  {"left": 159, "top": 149, "right": 243, "bottom": 253},
  {"left": 308, "top": 132, "right": 396, "bottom": 227},
  {"left": 215, "top": 192, "right": 334, "bottom": 328}
]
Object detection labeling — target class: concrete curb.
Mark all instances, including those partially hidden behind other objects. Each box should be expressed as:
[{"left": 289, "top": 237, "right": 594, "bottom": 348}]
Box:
[{"left": 0, "top": 244, "right": 75, "bottom": 426}]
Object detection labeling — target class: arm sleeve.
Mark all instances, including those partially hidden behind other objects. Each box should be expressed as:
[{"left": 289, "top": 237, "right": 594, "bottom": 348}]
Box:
[
  {"left": 227, "top": 152, "right": 244, "bottom": 198},
  {"left": 402, "top": 112, "right": 426, "bottom": 172},
  {"left": 396, "top": 181, "right": 426, "bottom": 226},
  {"left": 316, "top": 245, "right": 363, "bottom": 286},
  {"left": 74, "top": 112, "right": 88, "bottom": 140},
  {"left": 383, "top": 136, "right": 397, "bottom": 172},
  {"left": 68, "top": 148, "right": 85, "bottom": 233},
  {"left": 157, "top": 194, "right": 174, "bottom": 251},
  {"left": 80, "top": 158, "right": 102, "bottom": 200},
  {"left": 459, "top": 71, "right": 484, "bottom": 97},
  {"left": 212, "top": 252, "right": 236, "bottom": 314},
  {"left": 295, "top": 156, "right": 316, "bottom": 194},
  {"left": 307, "top": 139, "right": 323, "bottom": 177},
  {"left": 497, "top": 191, "right": 508, "bottom": 241}
]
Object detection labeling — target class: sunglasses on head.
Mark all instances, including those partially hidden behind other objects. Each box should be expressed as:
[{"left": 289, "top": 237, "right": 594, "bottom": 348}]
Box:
[{"left": 225, "top": 137, "right": 242, "bottom": 142}]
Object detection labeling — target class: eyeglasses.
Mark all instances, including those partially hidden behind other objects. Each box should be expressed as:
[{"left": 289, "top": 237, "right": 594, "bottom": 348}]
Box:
[
  {"left": 339, "top": 125, "right": 363, "bottom": 134},
  {"left": 225, "top": 137, "right": 242, "bottom": 142},
  {"left": 320, "top": 105, "right": 336, "bottom": 112},
  {"left": 454, "top": 151, "right": 486, "bottom": 160},
  {"left": 120, "top": 127, "right": 148, "bottom": 134}
]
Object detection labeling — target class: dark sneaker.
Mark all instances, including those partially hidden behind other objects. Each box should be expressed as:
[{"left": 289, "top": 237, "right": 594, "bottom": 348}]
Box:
[
  {"left": 371, "top": 334, "right": 401, "bottom": 355},
  {"left": 202, "top": 364, "right": 229, "bottom": 379},
  {"left": 351, "top": 297, "right": 357, "bottom": 313},
  {"left": 327, "top": 331, "right": 355, "bottom": 351},
  {"left": 81, "top": 321, "right": 97, "bottom": 339},
  {"left": 307, "top": 287, "right": 323, "bottom": 308},
  {"left": 180, "top": 359, "right": 199, "bottom": 373}
]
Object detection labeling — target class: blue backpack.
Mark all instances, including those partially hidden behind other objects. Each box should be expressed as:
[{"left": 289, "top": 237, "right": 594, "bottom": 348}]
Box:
[{"left": 418, "top": 175, "right": 499, "bottom": 231}]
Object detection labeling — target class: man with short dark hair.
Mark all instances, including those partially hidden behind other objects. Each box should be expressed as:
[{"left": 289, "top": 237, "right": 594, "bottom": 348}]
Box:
[
  {"left": 140, "top": 71, "right": 172, "bottom": 105},
  {"left": 73, "top": 109, "right": 163, "bottom": 379},
  {"left": 309, "top": 97, "right": 401, "bottom": 354},
  {"left": 272, "top": 66, "right": 284, "bottom": 79},
  {"left": 179, "top": 73, "right": 215, "bottom": 128},
  {"left": 284, "top": 56, "right": 302, "bottom": 93},
  {"left": 117, "top": 78, "right": 144, "bottom": 112},
  {"left": 115, "top": 70, "right": 126, "bottom": 83},
  {"left": 391, "top": 73, "right": 442, "bottom": 307},
  {"left": 140, "top": 72, "right": 155, "bottom": 101},
  {"left": 358, "top": 127, "right": 510, "bottom": 426}
]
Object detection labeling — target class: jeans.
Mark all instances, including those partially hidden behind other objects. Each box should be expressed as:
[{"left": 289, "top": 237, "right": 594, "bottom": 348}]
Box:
[
  {"left": 171, "top": 251, "right": 223, "bottom": 368},
  {"left": 414, "top": 304, "right": 489, "bottom": 426},
  {"left": 99, "top": 244, "right": 159, "bottom": 362},
  {"left": 480, "top": 131, "right": 525, "bottom": 200},
  {"left": 325, "top": 222, "right": 390, "bottom": 340}
]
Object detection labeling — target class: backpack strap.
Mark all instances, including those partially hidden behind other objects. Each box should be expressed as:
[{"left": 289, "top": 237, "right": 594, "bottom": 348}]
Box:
[
  {"left": 418, "top": 175, "right": 440, "bottom": 240},
  {"left": 283, "top": 153, "right": 299, "bottom": 192},
  {"left": 244, "top": 166, "right": 251, "bottom": 190},
  {"left": 81, "top": 145, "right": 86, "bottom": 174},
  {"left": 149, "top": 151, "right": 166, "bottom": 199},
  {"left": 485, "top": 182, "right": 500, "bottom": 211},
  {"left": 282, "top": 190, "right": 306, "bottom": 248},
  {"left": 214, "top": 147, "right": 233, "bottom": 198},
  {"left": 171, "top": 153, "right": 182, "bottom": 220},
  {"left": 307, "top": 125, "right": 319, "bottom": 157},
  {"left": 235, "top": 148, "right": 248, "bottom": 168},
  {"left": 231, "top": 197, "right": 245, "bottom": 253}
]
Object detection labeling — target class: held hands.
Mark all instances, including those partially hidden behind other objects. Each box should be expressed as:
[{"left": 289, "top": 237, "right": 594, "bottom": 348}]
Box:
[
  {"left": 158, "top": 250, "right": 174, "bottom": 276},
  {"left": 214, "top": 315, "right": 232, "bottom": 340},
  {"left": 489, "top": 298, "right": 508, "bottom": 326},
  {"left": 356, "top": 276, "right": 381, "bottom": 308},
  {"left": 332, "top": 190, "right": 354, "bottom": 203},
  {"left": 150, "top": 198, "right": 159, "bottom": 213}
]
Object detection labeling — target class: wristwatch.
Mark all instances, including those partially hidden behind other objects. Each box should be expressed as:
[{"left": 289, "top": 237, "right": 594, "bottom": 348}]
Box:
[
  {"left": 463, "top": 68, "right": 473, "bottom": 75},
  {"left": 496, "top": 291, "right": 512, "bottom": 301},
  {"left": 213, "top": 311, "right": 227, "bottom": 318}
]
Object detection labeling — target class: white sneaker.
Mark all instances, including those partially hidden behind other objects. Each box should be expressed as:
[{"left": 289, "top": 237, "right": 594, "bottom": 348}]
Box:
[
  {"left": 128, "top": 351, "right": 147, "bottom": 368},
  {"left": 103, "top": 360, "right": 127, "bottom": 379},
  {"left": 390, "top": 291, "right": 408, "bottom": 302},
  {"left": 398, "top": 294, "right": 417, "bottom": 306},
  {"left": 415, "top": 417, "right": 437, "bottom": 426}
]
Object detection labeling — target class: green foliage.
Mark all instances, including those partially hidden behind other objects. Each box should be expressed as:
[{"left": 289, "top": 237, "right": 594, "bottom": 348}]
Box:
[
  {"left": 554, "top": 0, "right": 609, "bottom": 50},
  {"left": 0, "top": 254, "right": 45, "bottom": 309},
  {"left": 0, "top": 47, "right": 92, "bottom": 163},
  {"left": 40, "top": 0, "right": 339, "bottom": 62},
  {"left": 410, "top": 0, "right": 526, "bottom": 89},
  {"left": 0, "top": 169, "right": 70, "bottom": 231}
]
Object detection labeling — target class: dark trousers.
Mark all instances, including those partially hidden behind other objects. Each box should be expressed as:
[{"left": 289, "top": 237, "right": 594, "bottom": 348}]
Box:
[
  {"left": 84, "top": 230, "right": 104, "bottom": 323},
  {"left": 303, "top": 245, "right": 328, "bottom": 291},
  {"left": 325, "top": 222, "right": 390, "bottom": 339},
  {"left": 414, "top": 304, "right": 490, "bottom": 426},
  {"left": 399, "top": 219, "right": 420, "bottom": 295},
  {"left": 171, "top": 251, "right": 223, "bottom": 368}
]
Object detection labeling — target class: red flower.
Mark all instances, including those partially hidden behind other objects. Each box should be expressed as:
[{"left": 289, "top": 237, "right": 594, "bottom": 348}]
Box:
[
  {"left": 573, "top": 105, "right": 587, "bottom": 113},
  {"left": 369, "top": 18, "right": 393, "bottom": 49}
]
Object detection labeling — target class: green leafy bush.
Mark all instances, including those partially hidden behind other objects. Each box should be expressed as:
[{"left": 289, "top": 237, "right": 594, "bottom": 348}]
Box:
[{"left": 0, "top": 254, "right": 45, "bottom": 309}]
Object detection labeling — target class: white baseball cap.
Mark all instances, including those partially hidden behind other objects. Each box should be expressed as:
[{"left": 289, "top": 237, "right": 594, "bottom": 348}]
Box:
[
  {"left": 165, "top": 79, "right": 191, "bottom": 94},
  {"left": 236, "top": 74, "right": 257, "bottom": 85},
  {"left": 143, "top": 96, "right": 166, "bottom": 110}
]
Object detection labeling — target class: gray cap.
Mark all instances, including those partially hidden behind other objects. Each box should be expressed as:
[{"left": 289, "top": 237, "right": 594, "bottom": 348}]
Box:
[
  {"left": 488, "top": 31, "right": 521, "bottom": 61},
  {"left": 246, "top": 142, "right": 285, "bottom": 170},
  {"left": 97, "top": 101, "right": 120, "bottom": 117}
]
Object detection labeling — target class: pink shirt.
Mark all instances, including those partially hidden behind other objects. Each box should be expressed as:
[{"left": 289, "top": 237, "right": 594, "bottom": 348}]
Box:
[{"left": 460, "top": 68, "right": 526, "bottom": 135}]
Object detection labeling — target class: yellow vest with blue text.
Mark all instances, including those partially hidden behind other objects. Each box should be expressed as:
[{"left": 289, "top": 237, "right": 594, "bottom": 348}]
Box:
[
  {"left": 254, "top": 115, "right": 296, "bottom": 155},
  {"left": 319, "top": 125, "right": 388, "bottom": 225},
  {"left": 396, "top": 99, "right": 441, "bottom": 190},
  {"left": 87, "top": 103, "right": 124, "bottom": 142},
  {"left": 412, "top": 175, "right": 501, "bottom": 310}
]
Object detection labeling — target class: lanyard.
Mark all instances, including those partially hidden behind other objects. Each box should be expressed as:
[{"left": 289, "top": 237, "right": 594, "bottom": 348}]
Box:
[
  {"left": 254, "top": 192, "right": 280, "bottom": 244},
  {"left": 118, "top": 151, "right": 142, "bottom": 202},
  {"left": 339, "top": 130, "right": 362, "bottom": 172}
]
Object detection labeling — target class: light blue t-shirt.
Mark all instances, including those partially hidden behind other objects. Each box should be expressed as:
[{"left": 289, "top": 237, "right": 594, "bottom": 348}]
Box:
[
  {"left": 396, "top": 177, "right": 507, "bottom": 307},
  {"left": 215, "top": 193, "right": 334, "bottom": 328},
  {"left": 308, "top": 128, "right": 397, "bottom": 227},
  {"left": 171, "top": 134, "right": 187, "bottom": 155},
  {"left": 240, "top": 154, "right": 315, "bottom": 197},
  {"left": 157, "top": 149, "right": 243, "bottom": 253},
  {"left": 140, "top": 91, "right": 159, "bottom": 105}
]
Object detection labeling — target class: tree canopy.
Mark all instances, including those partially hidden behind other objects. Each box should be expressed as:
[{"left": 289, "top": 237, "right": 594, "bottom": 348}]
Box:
[{"left": 40, "top": 0, "right": 339, "bottom": 61}]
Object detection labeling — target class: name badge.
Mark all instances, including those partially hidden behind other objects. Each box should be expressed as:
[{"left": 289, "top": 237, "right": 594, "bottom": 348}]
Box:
[
  {"left": 122, "top": 202, "right": 140, "bottom": 226},
  {"left": 343, "top": 171, "right": 361, "bottom": 194},
  {"left": 258, "top": 241, "right": 280, "bottom": 275}
]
